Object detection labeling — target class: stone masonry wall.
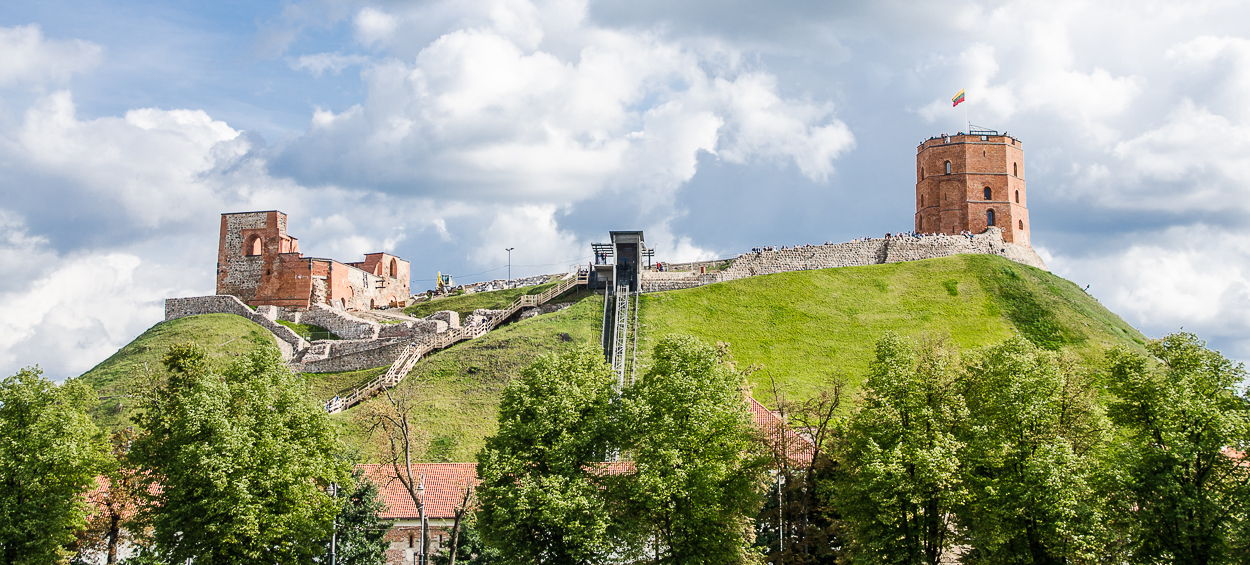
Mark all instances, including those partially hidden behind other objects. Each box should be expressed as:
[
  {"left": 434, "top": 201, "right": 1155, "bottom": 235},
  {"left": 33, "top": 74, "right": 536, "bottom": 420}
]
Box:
[
  {"left": 164, "top": 295, "right": 307, "bottom": 359},
  {"left": 293, "top": 338, "right": 408, "bottom": 374},
  {"left": 287, "top": 304, "right": 380, "bottom": 340},
  {"left": 641, "top": 228, "right": 1045, "bottom": 294}
]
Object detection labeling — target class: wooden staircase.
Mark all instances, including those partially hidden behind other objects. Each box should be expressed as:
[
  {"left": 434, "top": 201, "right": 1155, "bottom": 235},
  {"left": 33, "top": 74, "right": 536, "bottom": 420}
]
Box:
[{"left": 325, "top": 272, "right": 582, "bottom": 414}]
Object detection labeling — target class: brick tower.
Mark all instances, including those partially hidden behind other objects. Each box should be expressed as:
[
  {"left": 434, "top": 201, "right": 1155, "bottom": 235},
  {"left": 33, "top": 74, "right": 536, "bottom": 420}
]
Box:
[{"left": 915, "top": 130, "right": 1030, "bottom": 246}]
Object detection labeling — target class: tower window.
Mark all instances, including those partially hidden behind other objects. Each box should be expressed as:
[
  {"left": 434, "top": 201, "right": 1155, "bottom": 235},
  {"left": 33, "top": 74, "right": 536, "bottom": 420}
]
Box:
[
  {"left": 1015, "top": 190, "right": 1019, "bottom": 203},
  {"left": 1018, "top": 219, "right": 1024, "bottom": 230},
  {"left": 921, "top": 195, "right": 925, "bottom": 207},
  {"left": 245, "top": 235, "right": 262, "bottom": 256},
  {"left": 984, "top": 187, "right": 991, "bottom": 200},
  {"left": 987, "top": 209, "right": 996, "bottom": 226},
  {"left": 945, "top": 161, "right": 951, "bottom": 174},
  {"left": 1013, "top": 162, "right": 1018, "bottom": 176}
]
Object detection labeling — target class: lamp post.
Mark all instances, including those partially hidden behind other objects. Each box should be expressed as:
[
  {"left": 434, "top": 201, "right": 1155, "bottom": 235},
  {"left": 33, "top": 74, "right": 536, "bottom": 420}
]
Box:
[
  {"left": 328, "top": 483, "right": 339, "bottom": 565},
  {"left": 505, "top": 247, "right": 515, "bottom": 288},
  {"left": 418, "top": 476, "right": 427, "bottom": 565}
]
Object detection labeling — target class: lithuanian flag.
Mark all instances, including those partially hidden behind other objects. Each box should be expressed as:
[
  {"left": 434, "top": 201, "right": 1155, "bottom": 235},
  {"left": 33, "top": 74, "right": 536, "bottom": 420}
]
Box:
[{"left": 952, "top": 89, "right": 966, "bottom": 107}]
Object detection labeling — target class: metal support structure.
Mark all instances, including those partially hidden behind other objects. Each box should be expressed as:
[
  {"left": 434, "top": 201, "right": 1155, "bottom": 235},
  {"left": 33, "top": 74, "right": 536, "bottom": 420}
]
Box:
[
  {"left": 611, "top": 284, "right": 631, "bottom": 388},
  {"left": 505, "top": 247, "right": 515, "bottom": 288}
]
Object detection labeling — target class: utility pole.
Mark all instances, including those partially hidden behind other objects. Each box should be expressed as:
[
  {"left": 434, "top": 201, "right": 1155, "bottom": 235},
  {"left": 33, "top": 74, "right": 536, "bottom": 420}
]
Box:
[{"left": 505, "top": 247, "right": 515, "bottom": 288}]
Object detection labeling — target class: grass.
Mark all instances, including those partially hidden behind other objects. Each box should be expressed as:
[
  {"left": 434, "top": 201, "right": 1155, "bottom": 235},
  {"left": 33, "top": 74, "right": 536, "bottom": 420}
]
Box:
[
  {"left": 78, "top": 314, "right": 280, "bottom": 432},
  {"left": 82, "top": 255, "right": 1150, "bottom": 463},
  {"left": 636, "top": 254, "right": 1148, "bottom": 404},
  {"left": 276, "top": 320, "right": 341, "bottom": 341},
  {"left": 323, "top": 289, "right": 603, "bottom": 463},
  {"left": 404, "top": 281, "right": 561, "bottom": 319}
]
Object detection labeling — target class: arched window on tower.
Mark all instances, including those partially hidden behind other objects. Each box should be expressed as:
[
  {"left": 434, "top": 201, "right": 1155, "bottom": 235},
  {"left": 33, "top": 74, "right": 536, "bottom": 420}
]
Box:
[
  {"left": 245, "top": 235, "right": 261, "bottom": 256},
  {"left": 945, "top": 161, "right": 952, "bottom": 175},
  {"left": 987, "top": 209, "right": 996, "bottom": 226},
  {"left": 921, "top": 195, "right": 925, "bottom": 207},
  {"left": 1013, "top": 162, "right": 1018, "bottom": 177},
  {"left": 1018, "top": 219, "right": 1024, "bottom": 230},
  {"left": 1015, "top": 190, "right": 1020, "bottom": 203},
  {"left": 389, "top": 258, "right": 398, "bottom": 277},
  {"left": 984, "top": 187, "right": 992, "bottom": 200}
]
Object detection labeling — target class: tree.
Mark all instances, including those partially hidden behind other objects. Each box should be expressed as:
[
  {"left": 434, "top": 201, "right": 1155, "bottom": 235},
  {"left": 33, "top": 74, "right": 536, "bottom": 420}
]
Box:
[
  {"left": 475, "top": 344, "right": 617, "bottom": 565},
  {"left": 617, "top": 335, "right": 769, "bottom": 565},
  {"left": 0, "top": 367, "right": 108, "bottom": 565},
  {"left": 326, "top": 467, "right": 392, "bottom": 565},
  {"left": 836, "top": 334, "right": 967, "bottom": 565},
  {"left": 756, "top": 377, "right": 847, "bottom": 565},
  {"left": 1105, "top": 332, "right": 1250, "bottom": 565},
  {"left": 128, "top": 343, "right": 351, "bottom": 564},
  {"left": 957, "top": 337, "right": 1110, "bottom": 564},
  {"left": 434, "top": 513, "right": 502, "bottom": 565},
  {"left": 74, "top": 429, "right": 149, "bottom": 565},
  {"left": 360, "top": 383, "right": 433, "bottom": 565}
]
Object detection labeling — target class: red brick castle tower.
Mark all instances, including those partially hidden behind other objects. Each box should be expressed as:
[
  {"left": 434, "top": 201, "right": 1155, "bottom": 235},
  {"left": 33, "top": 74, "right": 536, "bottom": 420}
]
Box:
[{"left": 915, "top": 130, "right": 1031, "bottom": 246}]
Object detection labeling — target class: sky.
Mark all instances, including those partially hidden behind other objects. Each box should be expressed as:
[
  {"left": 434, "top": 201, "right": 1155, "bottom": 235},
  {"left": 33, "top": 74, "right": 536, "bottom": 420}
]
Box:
[{"left": 3, "top": 0, "right": 1250, "bottom": 379}]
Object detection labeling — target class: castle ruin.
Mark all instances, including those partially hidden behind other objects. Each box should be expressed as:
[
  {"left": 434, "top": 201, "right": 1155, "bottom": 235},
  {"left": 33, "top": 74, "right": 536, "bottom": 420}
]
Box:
[{"left": 216, "top": 210, "right": 410, "bottom": 310}]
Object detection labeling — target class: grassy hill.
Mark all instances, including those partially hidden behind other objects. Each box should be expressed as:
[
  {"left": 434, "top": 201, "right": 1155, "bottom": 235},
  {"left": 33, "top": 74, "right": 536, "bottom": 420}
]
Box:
[
  {"left": 323, "top": 289, "right": 603, "bottom": 462},
  {"left": 79, "top": 313, "right": 281, "bottom": 431},
  {"left": 81, "top": 255, "right": 1148, "bottom": 463},
  {"left": 636, "top": 254, "right": 1147, "bottom": 402}
]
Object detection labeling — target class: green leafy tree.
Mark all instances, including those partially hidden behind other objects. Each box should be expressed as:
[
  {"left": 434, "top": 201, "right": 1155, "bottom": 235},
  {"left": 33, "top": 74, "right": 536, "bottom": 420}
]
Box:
[
  {"left": 756, "top": 382, "right": 847, "bottom": 565},
  {"left": 617, "top": 335, "right": 769, "bottom": 565},
  {"left": 74, "top": 429, "right": 149, "bottom": 564},
  {"left": 957, "top": 337, "right": 1110, "bottom": 564},
  {"left": 0, "top": 367, "right": 108, "bottom": 565},
  {"left": 128, "top": 343, "right": 351, "bottom": 564},
  {"left": 1105, "top": 332, "right": 1250, "bottom": 565},
  {"left": 475, "top": 344, "right": 617, "bottom": 565},
  {"left": 837, "top": 334, "right": 967, "bottom": 565},
  {"left": 434, "top": 514, "right": 502, "bottom": 565},
  {"left": 326, "top": 467, "right": 392, "bottom": 565}
]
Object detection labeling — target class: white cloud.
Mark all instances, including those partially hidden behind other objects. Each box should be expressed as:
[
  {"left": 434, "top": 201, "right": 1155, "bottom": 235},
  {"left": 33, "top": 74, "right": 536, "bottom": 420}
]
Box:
[
  {"left": 1050, "top": 224, "right": 1250, "bottom": 359},
  {"left": 354, "top": 7, "right": 398, "bottom": 48},
  {"left": 282, "top": 5, "right": 855, "bottom": 205},
  {"left": 289, "top": 52, "right": 370, "bottom": 77},
  {"left": 0, "top": 24, "right": 101, "bottom": 87}
]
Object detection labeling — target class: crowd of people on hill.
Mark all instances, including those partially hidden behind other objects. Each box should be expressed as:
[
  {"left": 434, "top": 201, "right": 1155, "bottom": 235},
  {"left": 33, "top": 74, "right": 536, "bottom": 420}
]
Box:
[{"left": 747, "top": 229, "right": 987, "bottom": 254}]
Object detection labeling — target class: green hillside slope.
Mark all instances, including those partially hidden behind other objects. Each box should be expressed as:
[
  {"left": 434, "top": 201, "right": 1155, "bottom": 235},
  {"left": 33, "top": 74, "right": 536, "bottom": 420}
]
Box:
[
  {"left": 637, "top": 254, "right": 1147, "bottom": 401},
  {"left": 323, "top": 290, "right": 604, "bottom": 462},
  {"left": 81, "top": 255, "right": 1147, "bottom": 463},
  {"left": 79, "top": 313, "right": 280, "bottom": 431}
]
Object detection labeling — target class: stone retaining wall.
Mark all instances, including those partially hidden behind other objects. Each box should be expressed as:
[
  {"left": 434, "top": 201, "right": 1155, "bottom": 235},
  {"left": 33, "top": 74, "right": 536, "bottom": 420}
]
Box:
[
  {"left": 285, "top": 305, "right": 380, "bottom": 340},
  {"left": 719, "top": 228, "right": 1044, "bottom": 284},
  {"left": 639, "top": 228, "right": 1045, "bottom": 294},
  {"left": 164, "top": 295, "right": 307, "bottom": 359},
  {"left": 294, "top": 339, "right": 409, "bottom": 374}
]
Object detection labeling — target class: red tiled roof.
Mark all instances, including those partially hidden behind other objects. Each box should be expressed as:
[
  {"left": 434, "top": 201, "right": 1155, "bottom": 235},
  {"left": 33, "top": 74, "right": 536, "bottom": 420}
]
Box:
[
  {"left": 749, "top": 396, "right": 816, "bottom": 466},
  {"left": 360, "top": 463, "right": 478, "bottom": 520}
]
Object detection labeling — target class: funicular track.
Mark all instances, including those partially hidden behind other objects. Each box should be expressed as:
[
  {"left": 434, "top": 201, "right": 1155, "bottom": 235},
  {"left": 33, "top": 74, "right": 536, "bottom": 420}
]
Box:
[
  {"left": 602, "top": 283, "right": 640, "bottom": 390},
  {"left": 325, "top": 272, "right": 581, "bottom": 414}
]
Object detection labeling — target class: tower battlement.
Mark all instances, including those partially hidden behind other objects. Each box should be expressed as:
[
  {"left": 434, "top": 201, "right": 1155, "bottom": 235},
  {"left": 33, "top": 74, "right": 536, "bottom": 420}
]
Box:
[{"left": 915, "top": 131, "right": 1031, "bottom": 246}]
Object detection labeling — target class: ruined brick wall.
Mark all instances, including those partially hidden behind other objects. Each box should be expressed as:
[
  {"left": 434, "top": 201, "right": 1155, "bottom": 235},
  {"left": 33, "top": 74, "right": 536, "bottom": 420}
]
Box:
[
  {"left": 287, "top": 304, "right": 380, "bottom": 340},
  {"left": 293, "top": 338, "right": 408, "bottom": 373},
  {"left": 216, "top": 212, "right": 270, "bottom": 299},
  {"left": 163, "top": 295, "right": 307, "bottom": 359},
  {"left": 916, "top": 134, "right": 1030, "bottom": 245}
]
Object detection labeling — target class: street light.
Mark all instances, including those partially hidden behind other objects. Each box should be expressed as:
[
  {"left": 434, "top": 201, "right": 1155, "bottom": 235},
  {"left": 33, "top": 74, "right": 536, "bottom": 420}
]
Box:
[
  {"left": 418, "top": 476, "right": 427, "bottom": 565},
  {"left": 505, "top": 247, "right": 515, "bottom": 288}
]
